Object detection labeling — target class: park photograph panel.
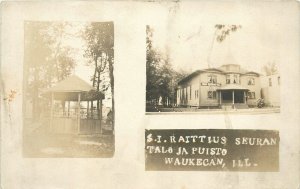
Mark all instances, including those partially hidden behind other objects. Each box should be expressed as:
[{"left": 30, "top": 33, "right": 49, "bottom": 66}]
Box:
[
  {"left": 146, "top": 21, "right": 281, "bottom": 114},
  {"left": 23, "top": 21, "right": 114, "bottom": 157}
]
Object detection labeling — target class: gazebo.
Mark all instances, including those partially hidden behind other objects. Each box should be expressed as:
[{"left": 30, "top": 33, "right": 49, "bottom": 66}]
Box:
[{"left": 42, "top": 75, "right": 105, "bottom": 134}]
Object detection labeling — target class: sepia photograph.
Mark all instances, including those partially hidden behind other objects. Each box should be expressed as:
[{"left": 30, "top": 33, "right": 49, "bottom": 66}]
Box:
[
  {"left": 23, "top": 21, "right": 114, "bottom": 157},
  {"left": 0, "top": 1, "right": 299, "bottom": 189},
  {"left": 146, "top": 21, "right": 280, "bottom": 114}
]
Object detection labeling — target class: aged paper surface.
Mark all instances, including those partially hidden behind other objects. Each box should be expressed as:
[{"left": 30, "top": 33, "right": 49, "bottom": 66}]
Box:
[{"left": 1, "top": 1, "right": 300, "bottom": 188}]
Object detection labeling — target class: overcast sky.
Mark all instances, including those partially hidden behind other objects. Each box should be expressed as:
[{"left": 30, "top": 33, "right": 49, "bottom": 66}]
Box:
[{"left": 148, "top": 1, "right": 286, "bottom": 74}]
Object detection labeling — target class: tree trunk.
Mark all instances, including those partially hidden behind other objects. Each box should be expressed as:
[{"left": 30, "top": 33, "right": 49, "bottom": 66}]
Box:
[
  {"left": 92, "top": 55, "right": 98, "bottom": 88},
  {"left": 96, "top": 66, "right": 101, "bottom": 116},
  {"left": 108, "top": 51, "right": 114, "bottom": 133}
]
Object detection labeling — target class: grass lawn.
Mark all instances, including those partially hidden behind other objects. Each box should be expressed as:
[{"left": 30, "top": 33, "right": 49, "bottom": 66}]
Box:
[{"left": 23, "top": 128, "right": 114, "bottom": 158}]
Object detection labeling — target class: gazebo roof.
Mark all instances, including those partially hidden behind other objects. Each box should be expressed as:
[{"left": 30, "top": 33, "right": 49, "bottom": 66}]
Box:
[
  {"left": 42, "top": 75, "right": 104, "bottom": 101},
  {"left": 46, "top": 75, "right": 94, "bottom": 93}
]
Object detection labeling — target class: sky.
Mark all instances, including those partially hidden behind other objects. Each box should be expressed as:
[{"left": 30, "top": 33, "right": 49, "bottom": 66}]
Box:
[
  {"left": 61, "top": 22, "right": 93, "bottom": 83},
  {"left": 148, "top": 1, "right": 284, "bottom": 74}
]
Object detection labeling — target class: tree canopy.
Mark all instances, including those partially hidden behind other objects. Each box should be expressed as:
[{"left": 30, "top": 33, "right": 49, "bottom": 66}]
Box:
[
  {"left": 82, "top": 22, "right": 114, "bottom": 92},
  {"left": 263, "top": 62, "right": 278, "bottom": 76},
  {"left": 24, "top": 21, "right": 76, "bottom": 120}
]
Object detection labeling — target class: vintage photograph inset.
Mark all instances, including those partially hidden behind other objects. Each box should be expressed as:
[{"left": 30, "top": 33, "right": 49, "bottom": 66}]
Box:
[
  {"left": 146, "top": 23, "right": 280, "bottom": 113},
  {"left": 23, "top": 21, "right": 114, "bottom": 157}
]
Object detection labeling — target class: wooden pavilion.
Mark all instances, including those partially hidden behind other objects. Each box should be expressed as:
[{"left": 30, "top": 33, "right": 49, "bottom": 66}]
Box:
[{"left": 42, "top": 75, "right": 105, "bottom": 134}]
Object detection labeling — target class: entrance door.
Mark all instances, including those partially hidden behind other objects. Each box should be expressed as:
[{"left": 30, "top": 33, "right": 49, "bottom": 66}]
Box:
[
  {"left": 234, "top": 90, "right": 244, "bottom": 103},
  {"left": 222, "top": 91, "right": 232, "bottom": 103},
  {"left": 221, "top": 90, "right": 245, "bottom": 104}
]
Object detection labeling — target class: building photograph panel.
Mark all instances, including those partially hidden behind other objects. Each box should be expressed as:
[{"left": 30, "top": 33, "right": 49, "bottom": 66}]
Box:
[
  {"left": 146, "top": 22, "right": 280, "bottom": 113},
  {"left": 23, "top": 21, "right": 114, "bottom": 157}
]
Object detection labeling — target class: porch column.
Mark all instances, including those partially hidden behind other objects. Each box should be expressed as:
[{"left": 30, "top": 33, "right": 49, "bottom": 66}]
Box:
[
  {"left": 50, "top": 92, "right": 54, "bottom": 132},
  {"left": 232, "top": 90, "right": 235, "bottom": 105},
  {"left": 244, "top": 91, "right": 247, "bottom": 104},
  {"left": 77, "top": 93, "right": 81, "bottom": 134},
  {"left": 87, "top": 101, "right": 90, "bottom": 118},
  {"left": 219, "top": 91, "right": 222, "bottom": 105}
]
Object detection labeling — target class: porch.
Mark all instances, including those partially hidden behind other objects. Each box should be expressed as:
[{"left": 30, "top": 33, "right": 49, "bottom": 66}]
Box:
[{"left": 217, "top": 84, "right": 249, "bottom": 109}]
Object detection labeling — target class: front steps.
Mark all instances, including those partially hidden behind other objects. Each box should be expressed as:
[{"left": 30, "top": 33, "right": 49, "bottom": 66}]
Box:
[{"left": 222, "top": 103, "right": 249, "bottom": 110}]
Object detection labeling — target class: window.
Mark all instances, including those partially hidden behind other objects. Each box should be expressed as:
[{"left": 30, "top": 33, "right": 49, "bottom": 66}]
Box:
[
  {"left": 208, "top": 91, "right": 217, "bottom": 99},
  {"left": 226, "top": 75, "right": 230, "bottom": 84},
  {"left": 247, "top": 92, "right": 256, "bottom": 99},
  {"left": 278, "top": 76, "right": 280, "bottom": 85},
  {"left": 195, "top": 90, "right": 199, "bottom": 99},
  {"left": 248, "top": 78, "right": 255, "bottom": 85},
  {"left": 187, "top": 86, "right": 190, "bottom": 101},
  {"left": 190, "top": 86, "right": 192, "bottom": 100},
  {"left": 180, "top": 89, "right": 183, "bottom": 100},
  {"left": 208, "top": 75, "right": 217, "bottom": 84},
  {"left": 269, "top": 78, "right": 272, "bottom": 87},
  {"left": 233, "top": 74, "right": 238, "bottom": 84}
]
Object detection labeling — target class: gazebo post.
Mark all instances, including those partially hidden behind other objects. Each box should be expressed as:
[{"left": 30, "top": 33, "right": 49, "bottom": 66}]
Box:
[
  {"left": 99, "top": 99, "right": 102, "bottom": 134},
  {"left": 67, "top": 101, "right": 70, "bottom": 117},
  {"left": 91, "top": 101, "right": 93, "bottom": 118},
  {"left": 50, "top": 92, "right": 54, "bottom": 133},
  {"left": 77, "top": 93, "right": 81, "bottom": 134},
  {"left": 62, "top": 101, "right": 65, "bottom": 116},
  {"left": 87, "top": 101, "right": 90, "bottom": 118}
]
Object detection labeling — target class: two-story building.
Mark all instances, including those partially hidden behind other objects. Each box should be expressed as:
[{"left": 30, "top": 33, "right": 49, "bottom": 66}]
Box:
[{"left": 176, "top": 64, "right": 261, "bottom": 109}]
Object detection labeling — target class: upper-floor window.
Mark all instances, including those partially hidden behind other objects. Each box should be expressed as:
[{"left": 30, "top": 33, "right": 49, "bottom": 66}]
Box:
[
  {"left": 208, "top": 75, "right": 217, "bottom": 84},
  {"left": 233, "top": 74, "right": 239, "bottom": 84},
  {"left": 248, "top": 78, "right": 255, "bottom": 85},
  {"left": 269, "top": 78, "right": 272, "bottom": 87},
  {"left": 226, "top": 75, "right": 230, "bottom": 84}
]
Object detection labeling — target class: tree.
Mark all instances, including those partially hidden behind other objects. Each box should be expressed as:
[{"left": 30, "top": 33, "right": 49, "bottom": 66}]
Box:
[
  {"left": 82, "top": 22, "right": 114, "bottom": 128},
  {"left": 207, "top": 25, "right": 242, "bottom": 68},
  {"left": 215, "top": 24, "right": 242, "bottom": 43},
  {"left": 263, "top": 62, "right": 278, "bottom": 76},
  {"left": 146, "top": 25, "right": 163, "bottom": 105},
  {"left": 146, "top": 25, "right": 187, "bottom": 107},
  {"left": 24, "top": 21, "right": 76, "bottom": 121}
]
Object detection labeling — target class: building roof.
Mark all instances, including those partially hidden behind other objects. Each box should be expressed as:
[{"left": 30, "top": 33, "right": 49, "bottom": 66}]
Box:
[
  {"left": 178, "top": 70, "right": 203, "bottom": 85},
  {"left": 178, "top": 64, "right": 260, "bottom": 85}
]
